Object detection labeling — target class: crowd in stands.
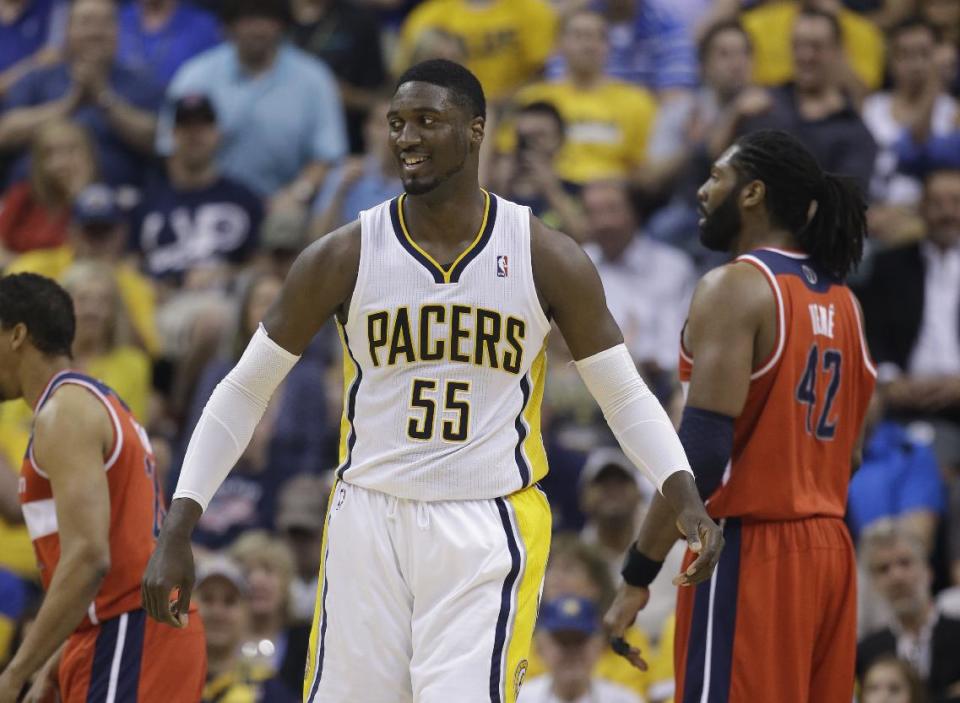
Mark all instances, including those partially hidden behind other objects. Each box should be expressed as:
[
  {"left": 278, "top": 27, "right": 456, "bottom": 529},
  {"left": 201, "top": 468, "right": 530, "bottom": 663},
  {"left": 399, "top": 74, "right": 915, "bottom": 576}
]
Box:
[{"left": 1, "top": 0, "right": 960, "bottom": 701}]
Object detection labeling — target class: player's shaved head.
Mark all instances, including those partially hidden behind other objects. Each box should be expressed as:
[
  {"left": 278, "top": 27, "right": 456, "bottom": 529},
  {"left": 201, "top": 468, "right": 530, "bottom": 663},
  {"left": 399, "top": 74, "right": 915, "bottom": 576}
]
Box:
[{"left": 395, "top": 59, "right": 486, "bottom": 120}]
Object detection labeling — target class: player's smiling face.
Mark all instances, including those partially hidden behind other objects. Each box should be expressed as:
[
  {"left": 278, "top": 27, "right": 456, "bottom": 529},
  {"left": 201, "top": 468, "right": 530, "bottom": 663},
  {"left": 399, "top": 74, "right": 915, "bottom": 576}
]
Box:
[{"left": 388, "top": 82, "right": 482, "bottom": 195}]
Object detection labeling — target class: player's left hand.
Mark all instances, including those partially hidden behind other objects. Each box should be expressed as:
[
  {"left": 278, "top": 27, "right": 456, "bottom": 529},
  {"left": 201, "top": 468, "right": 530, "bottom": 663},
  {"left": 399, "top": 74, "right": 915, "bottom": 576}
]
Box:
[
  {"left": 603, "top": 584, "right": 650, "bottom": 671},
  {"left": 674, "top": 509, "right": 724, "bottom": 586}
]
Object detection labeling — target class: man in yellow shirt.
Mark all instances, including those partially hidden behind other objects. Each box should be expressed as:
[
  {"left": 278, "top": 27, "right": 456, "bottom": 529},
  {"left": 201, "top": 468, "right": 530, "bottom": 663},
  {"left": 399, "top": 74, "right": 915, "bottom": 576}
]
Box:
[
  {"left": 508, "top": 9, "right": 658, "bottom": 185},
  {"left": 4, "top": 183, "right": 159, "bottom": 357},
  {"left": 741, "top": 0, "right": 885, "bottom": 92},
  {"left": 398, "top": 0, "right": 556, "bottom": 102}
]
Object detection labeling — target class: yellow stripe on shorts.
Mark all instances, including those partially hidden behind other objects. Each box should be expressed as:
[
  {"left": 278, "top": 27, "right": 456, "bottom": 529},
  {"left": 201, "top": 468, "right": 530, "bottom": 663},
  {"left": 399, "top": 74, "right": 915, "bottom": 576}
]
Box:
[
  {"left": 494, "top": 485, "right": 552, "bottom": 703},
  {"left": 303, "top": 480, "right": 340, "bottom": 701}
]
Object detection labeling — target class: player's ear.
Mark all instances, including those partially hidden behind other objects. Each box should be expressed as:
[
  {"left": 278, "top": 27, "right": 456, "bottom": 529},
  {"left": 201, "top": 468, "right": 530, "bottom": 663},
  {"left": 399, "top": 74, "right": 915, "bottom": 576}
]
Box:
[
  {"left": 740, "top": 179, "right": 765, "bottom": 209},
  {"left": 470, "top": 116, "right": 485, "bottom": 148},
  {"left": 9, "top": 322, "right": 27, "bottom": 352}
]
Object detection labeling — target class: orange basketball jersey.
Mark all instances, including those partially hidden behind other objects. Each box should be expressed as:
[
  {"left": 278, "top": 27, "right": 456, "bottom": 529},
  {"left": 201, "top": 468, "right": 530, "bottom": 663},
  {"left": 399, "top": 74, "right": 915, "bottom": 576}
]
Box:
[
  {"left": 18, "top": 370, "right": 164, "bottom": 629},
  {"left": 678, "top": 248, "right": 876, "bottom": 521}
]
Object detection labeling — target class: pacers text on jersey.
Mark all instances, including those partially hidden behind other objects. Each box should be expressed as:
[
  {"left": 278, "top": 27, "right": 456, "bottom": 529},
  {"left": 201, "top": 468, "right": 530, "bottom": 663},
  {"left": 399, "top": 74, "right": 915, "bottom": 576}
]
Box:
[{"left": 366, "top": 304, "right": 527, "bottom": 373}]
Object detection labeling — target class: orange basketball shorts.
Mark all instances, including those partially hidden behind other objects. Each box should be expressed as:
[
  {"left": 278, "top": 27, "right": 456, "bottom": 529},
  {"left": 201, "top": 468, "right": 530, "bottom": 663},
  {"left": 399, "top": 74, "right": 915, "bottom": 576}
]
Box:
[
  {"left": 674, "top": 516, "right": 856, "bottom": 703},
  {"left": 59, "top": 608, "right": 206, "bottom": 702}
]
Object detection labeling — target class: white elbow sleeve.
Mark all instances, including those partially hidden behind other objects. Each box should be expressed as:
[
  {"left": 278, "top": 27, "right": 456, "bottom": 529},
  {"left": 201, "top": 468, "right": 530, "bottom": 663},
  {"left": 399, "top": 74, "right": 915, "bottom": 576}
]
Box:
[
  {"left": 173, "top": 324, "right": 300, "bottom": 511},
  {"left": 575, "top": 344, "right": 693, "bottom": 492}
]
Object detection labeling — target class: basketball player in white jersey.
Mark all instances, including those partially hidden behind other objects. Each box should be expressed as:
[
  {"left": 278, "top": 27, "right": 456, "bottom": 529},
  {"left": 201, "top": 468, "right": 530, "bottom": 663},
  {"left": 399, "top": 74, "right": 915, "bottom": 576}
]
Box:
[{"left": 142, "top": 60, "right": 723, "bottom": 703}]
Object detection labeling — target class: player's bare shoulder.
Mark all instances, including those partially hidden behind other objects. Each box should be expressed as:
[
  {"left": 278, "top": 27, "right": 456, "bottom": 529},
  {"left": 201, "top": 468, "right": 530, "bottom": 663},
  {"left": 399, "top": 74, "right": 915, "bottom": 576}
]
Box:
[
  {"left": 690, "top": 259, "right": 775, "bottom": 322},
  {"left": 32, "top": 385, "right": 113, "bottom": 464},
  {"left": 528, "top": 214, "right": 600, "bottom": 313},
  {"left": 263, "top": 220, "right": 362, "bottom": 354}
]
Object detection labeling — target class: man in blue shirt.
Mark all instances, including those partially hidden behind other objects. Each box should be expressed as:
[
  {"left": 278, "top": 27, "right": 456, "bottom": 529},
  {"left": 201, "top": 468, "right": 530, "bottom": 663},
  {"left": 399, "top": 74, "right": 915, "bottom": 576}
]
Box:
[
  {"left": 131, "top": 93, "right": 263, "bottom": 288},
  {"left": 117, "top": 0, "right": 221, "bottom": 86},
  {"left": 546, "top": 0, "right": 698, "bottom": 99},
  {"left": 848, "top": 413, "right": 946, "bottom": 549},
  {"left": 0, "top": 0, "right": 68, "bottom": 100},
  {"left": 0, "top": 0, "right": 163, "bottom": 188},
  {"left": 159, "top": 0, "right": 347, "bottom": 203}
]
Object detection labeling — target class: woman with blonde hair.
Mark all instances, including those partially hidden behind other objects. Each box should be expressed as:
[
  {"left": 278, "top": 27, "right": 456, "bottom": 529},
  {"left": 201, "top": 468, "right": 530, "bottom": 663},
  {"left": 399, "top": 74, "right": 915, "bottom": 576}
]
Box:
[
  {"left": 0, "top": 120, "right": 96, "bottom": 267},
  {"left": 60, "top": 260, "right": 151, "bottom": 422}
]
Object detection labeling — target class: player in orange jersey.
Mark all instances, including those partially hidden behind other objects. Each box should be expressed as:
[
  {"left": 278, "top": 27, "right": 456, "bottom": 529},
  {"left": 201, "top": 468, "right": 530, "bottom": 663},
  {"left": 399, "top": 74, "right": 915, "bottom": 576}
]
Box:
[
  {"left": 604, "top": 130, "right": 876, "bottom": 702},
  {"left": 0, "top": 273, "right": 205, "bottom": 703}
]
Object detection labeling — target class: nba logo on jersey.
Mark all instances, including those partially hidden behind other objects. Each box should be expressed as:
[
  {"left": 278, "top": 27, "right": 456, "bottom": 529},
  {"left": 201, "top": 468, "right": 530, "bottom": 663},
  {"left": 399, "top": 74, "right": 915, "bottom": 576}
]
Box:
[
  {"left": 496, "top": 255, "right": 509, "bottom": 277},
  {"left": 802, "top": 264, "right": 818, "bottom": 285}
]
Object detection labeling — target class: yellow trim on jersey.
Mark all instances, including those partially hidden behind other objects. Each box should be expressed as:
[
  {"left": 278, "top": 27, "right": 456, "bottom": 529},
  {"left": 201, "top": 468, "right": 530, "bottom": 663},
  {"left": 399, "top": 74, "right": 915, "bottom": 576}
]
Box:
[
  {"left": 303, "top": 480, "right": 340, "bottom": 700},
  {"left": 503, "top": 486, "right": 552, "bottom": 703},
  {"left": 336, "top": 322, "right": 358, "bottom": 466},
  {"left": 522, "top": 343, "right": 549, "bottom": 485},
  {"left": 397, "top": 190, "right": 491, "bottom": 283}
]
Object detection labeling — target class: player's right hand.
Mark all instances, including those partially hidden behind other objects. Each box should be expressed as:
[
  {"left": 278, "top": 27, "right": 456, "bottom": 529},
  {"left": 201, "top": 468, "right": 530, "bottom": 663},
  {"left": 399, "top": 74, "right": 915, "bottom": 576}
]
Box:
[
  {"left": 603, "top": 584, "right": 650, "bottom": 671},
  {"left": 141, "top": 532, "right": 195, "bottom": 628}
]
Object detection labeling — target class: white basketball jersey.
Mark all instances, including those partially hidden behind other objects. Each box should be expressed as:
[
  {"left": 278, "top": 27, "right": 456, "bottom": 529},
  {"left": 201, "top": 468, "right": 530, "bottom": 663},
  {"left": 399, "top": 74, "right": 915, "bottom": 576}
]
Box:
[{"left": 337, "top": 191, "right": 552, "bottom": 501}]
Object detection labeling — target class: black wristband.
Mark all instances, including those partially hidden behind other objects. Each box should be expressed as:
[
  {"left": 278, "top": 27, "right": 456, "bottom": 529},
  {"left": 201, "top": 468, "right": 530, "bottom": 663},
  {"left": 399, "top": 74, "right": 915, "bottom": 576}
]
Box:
[{"left": 621, "top": 546, "right": 664, "bottom": 587}]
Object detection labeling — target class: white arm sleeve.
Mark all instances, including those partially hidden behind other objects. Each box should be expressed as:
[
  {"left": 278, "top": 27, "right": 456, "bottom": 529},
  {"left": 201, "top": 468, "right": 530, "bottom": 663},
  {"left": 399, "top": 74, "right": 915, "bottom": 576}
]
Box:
[
  {"left": 172, "top": 324, "right": 300, "bottom": 511},
  {"left": 575, "top": 344, "right": 693, "bottom": 492}
]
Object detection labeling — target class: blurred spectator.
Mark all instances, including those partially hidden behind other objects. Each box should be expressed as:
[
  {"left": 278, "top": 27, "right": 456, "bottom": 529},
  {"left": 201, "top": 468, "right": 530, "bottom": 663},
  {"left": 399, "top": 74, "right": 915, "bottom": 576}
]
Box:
[
  {"left": 0, "top": 0, "right": 163, "bottom": 189},
  {"left": 577, "top": 447, "right": 685, "bottom": 639},
  {"left": 161, "top": 0, "right": 347, "bottom": 202},
  {"left": 848, "top": 393, "right": 946, "bottom": 553},
  {"left": 490, "top": 101, "right": 586, "bottom": 240},
  {"left": 644, "top": 19, "right": 758, "bottom": 258},
  {"left": 857, "top": 170, "right": 960, "bottom": 468},
  {"left": 509, "top": 9, "right": 658, "bottom": 188},
  {"left": 5, "top": 182, "right": 160, "bottom": 356},
  {"left": 861, "top": 655, "right": 928, "bottom": 703},
  {"left": 732, "top": 8, "right": 877, "bottom": 192},
  {"left": 117, "top": 0, "right": 221, "bottom": 87},
  {"left": 0, "top": 119, "right": 95, "bottom": 268},
  {"left": 0, "top": 0, "right": 67, "bottom": 99},
  {"left": 177, "top": 272, "right": 330, "bottom": 549},
  {"left": 864, "top": 18, "right": 957, "bottom": 206},
  {"left": 739, "top": 0, "right": 885, "bottom": 95},
  {"left": 195, "top": 557, "right": 298, "bottom": 703},
  {"left": 519, "top": 596, "right": 642, "bottom": 703},
  {"left": 131, "top": 94, "right": 263, "bottom": 289},
  {"left": 290, "top": 0, "right": 387, "bottom": 154},
  {"left": 276, "top": 472, "right": 331, "bottom": 624},
  {"left": 641, "top": 19, "right": 755, "bottom": 196},
  {"left": 397, "top": 0, "right": 557, "bottom": 103},
  {"left": 61, "top": 260, "right": 152, "bottom": 422},
  {"left": 546, "top": 0, "right": 698, "bottom": 101},
  {"left": 581, "top": 180, "right": 696, "bottom": 379},
  {"left": 310, "top": 96, "right": 401, "bottom": 237},
  {"left": 535, "top": 534, "right": 651, "bottom": 698},
  {"left": 858, "top": 522, "right": 960, "bottom": 702},
  {"left": 228, "top": 530, "right": 310, "bottom": 698}
]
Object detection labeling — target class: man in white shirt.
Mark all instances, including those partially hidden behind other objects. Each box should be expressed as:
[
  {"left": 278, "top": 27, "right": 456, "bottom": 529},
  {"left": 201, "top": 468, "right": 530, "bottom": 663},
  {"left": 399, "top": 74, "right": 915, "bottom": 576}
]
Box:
[{"left": 519, "top": 596, "right": 643, "bottom": 703}]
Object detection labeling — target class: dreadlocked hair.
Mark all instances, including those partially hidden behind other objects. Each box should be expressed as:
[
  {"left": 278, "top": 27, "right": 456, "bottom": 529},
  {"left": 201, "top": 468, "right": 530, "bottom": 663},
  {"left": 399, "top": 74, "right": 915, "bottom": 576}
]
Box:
[{"left": 730, "top": 130, "right": 867, "bottom": 280}]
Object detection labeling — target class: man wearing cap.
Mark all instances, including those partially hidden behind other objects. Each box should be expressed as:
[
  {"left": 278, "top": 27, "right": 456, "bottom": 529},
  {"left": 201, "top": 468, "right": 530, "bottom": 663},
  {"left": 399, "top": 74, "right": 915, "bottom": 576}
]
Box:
[
  {"left": 579, "top": 447, "right": 685, "bottom": 639},
  {"left": 275, "top": 473, "right": 330, "bottom": 624},
  {"left": 159, "top": 0, "right": 347, "bottom": 203},
  {"left": 196, "top": 557, "right": 298, "bottom": 703},
  {"left": 5, "top": 183, "right": 160, "bottom": 356},
  {"left": 131, "top": 93, "right": 263, "bottom": 290},
  {"left": 520, "top": 596, "right": 642, "bottom": 703}
]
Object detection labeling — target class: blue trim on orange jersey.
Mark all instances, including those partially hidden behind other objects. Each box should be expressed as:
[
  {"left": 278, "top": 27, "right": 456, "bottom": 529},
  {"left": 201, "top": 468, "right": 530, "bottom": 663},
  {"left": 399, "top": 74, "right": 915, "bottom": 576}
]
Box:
[
  {"left": 746, "top": 249, "right": 839, "bottom": 293},
  {"left": 683, "top": 518, "right": 742, "bottom": 703},
  {"left": 490, "top": 498, "right": 521, "bottom": 702},
  {"left": 87, "top": 613, "right": 121, "bottom": 702},
  {"left": 513, "top": 376, "right": 532, "bottom": 487},
  {"left": 117, "top": 610, "right": 146, "bottom": 701}
]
